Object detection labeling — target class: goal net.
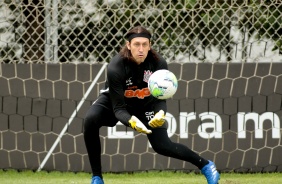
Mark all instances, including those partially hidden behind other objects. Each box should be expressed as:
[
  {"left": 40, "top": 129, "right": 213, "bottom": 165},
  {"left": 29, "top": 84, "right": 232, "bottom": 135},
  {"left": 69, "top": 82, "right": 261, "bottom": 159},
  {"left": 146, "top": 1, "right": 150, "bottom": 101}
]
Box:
[{"left": 0, "top": 0, "right": 282, "bottom": 173}]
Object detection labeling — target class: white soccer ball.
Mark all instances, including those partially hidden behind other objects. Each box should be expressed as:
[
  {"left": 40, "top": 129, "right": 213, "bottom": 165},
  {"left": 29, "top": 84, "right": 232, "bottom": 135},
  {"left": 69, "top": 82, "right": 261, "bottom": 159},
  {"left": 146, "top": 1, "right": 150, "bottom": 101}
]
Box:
[{"left": 148, "top": 69, "right": 178, "bottom": 99}]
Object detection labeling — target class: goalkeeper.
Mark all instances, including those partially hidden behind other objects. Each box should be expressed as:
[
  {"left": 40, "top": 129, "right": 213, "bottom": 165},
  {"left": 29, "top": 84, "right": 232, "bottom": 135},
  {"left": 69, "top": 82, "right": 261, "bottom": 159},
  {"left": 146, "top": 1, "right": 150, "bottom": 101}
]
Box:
[{"left": 84, "top": 26, "right": 220, "bottom": 184}]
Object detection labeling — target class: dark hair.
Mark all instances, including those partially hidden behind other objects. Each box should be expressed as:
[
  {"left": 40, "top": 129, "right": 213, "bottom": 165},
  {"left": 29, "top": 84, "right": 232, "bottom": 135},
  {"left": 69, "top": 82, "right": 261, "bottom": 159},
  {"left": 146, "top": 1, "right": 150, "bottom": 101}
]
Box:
[{"left": 119, "top": 26, "right": 159, "bottom": 62}]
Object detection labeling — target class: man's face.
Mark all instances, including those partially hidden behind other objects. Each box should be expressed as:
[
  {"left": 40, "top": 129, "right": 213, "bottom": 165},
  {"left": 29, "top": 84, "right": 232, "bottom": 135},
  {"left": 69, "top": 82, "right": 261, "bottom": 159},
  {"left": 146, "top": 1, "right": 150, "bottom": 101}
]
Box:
[{"left": 126, "top": 37, "right": 151, "bottom": 65}]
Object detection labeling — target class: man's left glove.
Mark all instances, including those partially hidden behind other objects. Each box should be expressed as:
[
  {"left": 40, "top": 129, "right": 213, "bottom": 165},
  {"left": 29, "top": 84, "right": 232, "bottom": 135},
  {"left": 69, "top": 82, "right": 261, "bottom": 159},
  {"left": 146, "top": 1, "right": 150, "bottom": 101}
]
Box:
[{"left": 148, "top": 110, "right": 165, "bottom": 128}]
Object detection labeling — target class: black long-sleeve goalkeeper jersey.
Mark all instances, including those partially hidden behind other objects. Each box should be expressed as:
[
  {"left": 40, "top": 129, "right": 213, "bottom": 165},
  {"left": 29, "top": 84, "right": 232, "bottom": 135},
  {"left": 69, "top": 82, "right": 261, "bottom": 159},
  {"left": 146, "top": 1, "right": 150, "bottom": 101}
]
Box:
[{"left": 99, "top": 52, "right": 168, "bottom": 126}]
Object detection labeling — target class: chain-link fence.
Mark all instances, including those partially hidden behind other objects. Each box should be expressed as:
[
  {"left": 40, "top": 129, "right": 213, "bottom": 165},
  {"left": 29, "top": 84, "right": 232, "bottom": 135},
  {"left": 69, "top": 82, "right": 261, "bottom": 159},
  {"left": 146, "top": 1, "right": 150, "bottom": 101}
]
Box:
[{"left": 0, "top": 0, "right": 281, "bottom": 63}]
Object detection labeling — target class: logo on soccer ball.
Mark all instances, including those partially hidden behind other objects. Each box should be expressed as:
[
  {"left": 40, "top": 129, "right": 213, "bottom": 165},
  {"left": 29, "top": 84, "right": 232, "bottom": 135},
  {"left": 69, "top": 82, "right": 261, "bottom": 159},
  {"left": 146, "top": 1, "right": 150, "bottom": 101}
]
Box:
[{"left": 148, "top": 69, "right": 178, "bottom": 99}]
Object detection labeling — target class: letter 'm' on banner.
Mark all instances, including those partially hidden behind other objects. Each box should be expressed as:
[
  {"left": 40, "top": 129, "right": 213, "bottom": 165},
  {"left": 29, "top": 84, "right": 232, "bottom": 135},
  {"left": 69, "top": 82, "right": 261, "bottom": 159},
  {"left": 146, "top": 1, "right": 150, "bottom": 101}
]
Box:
[{"left": 237, "top": 112, "right": 280, "bottom": 139}]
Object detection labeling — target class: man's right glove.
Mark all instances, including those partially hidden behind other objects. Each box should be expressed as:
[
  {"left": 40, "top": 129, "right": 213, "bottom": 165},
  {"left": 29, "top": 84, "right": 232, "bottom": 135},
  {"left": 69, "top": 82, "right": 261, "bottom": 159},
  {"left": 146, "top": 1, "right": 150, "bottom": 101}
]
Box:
[{"left": 128, "top": 116, "right": 152, "bottom": 134}]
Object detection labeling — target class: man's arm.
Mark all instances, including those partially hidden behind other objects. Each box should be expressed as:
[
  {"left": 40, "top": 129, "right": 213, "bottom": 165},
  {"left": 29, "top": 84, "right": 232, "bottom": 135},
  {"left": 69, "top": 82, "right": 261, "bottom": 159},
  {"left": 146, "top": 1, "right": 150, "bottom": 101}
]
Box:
[{"left": 107, "top": 59, "right": 132, "bottom": 126}]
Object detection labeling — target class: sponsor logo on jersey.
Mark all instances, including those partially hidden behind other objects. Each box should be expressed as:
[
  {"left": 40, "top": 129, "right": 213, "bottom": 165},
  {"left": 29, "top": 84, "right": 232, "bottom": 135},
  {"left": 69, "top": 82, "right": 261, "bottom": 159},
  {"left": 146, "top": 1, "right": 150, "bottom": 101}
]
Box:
[
  {"left": 126, "top": 77, "right": 133, "bottom": 86},
  {"left": 124, "top": 87, "right": 151, "bottom": 99},
  {"left": 143, "top": 70, "right": 153, "bottom": 83}
]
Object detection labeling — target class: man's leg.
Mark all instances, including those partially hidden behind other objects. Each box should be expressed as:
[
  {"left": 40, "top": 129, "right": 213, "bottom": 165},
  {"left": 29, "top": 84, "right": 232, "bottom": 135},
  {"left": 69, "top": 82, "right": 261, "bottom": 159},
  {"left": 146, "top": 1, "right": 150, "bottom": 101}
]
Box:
[
  {"left": 147, "top": 127, "right": 209, "bottom": 168},
  {"left": 84, "top": 104, "right": 117, "bottom": 183},
  {"left": 147, "top": 128, "right": 220, "bottom": 184}
]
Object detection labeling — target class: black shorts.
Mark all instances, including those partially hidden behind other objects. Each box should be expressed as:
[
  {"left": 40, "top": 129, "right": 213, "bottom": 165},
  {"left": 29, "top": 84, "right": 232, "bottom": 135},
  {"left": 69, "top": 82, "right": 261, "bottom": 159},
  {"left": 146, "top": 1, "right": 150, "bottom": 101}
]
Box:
[{"left": 89, "top": 94, "right": 167, "bottom": 129}]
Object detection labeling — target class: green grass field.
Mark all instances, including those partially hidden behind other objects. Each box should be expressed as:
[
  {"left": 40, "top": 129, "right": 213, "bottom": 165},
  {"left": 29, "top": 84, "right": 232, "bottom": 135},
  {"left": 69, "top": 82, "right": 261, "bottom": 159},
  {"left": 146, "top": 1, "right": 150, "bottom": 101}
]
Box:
[{"left": 1, "top": 170, "right": 282, "bottom": 184}]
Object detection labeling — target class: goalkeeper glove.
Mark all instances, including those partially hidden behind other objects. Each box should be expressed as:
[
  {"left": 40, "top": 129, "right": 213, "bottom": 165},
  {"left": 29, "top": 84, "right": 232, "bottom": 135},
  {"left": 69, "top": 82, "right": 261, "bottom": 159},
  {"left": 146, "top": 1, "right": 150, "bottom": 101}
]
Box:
[
  {"left": 148, "top": 110, "right": 165, "bottom": 128},
  {"left": 129, "top": 116, "right": 152, "bottom": 134}
]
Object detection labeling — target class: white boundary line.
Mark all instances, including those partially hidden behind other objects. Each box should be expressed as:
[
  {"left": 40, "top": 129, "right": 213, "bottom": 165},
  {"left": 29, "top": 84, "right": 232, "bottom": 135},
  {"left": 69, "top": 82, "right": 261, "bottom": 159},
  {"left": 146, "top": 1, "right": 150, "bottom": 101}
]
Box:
[{"left": 37, "top": 62, "right": 108, "bottom": 172}]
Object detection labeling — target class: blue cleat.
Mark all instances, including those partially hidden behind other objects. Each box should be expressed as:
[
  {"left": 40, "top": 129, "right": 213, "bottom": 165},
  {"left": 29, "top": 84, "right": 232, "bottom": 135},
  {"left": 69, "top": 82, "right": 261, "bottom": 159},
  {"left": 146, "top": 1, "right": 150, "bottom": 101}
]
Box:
[
  {"left": 91, "top": 176, "right": 104, "bottom": 184},
  {"left": 201, "top": 160, "right": 220, "bottom": 184}
]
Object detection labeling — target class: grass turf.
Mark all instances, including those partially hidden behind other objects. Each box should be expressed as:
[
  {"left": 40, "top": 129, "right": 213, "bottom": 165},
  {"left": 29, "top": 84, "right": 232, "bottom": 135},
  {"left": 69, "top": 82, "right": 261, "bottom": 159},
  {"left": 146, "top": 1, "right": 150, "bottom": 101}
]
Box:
[{"left": 1, "top": 170, "right": 282, "bottom": 184}]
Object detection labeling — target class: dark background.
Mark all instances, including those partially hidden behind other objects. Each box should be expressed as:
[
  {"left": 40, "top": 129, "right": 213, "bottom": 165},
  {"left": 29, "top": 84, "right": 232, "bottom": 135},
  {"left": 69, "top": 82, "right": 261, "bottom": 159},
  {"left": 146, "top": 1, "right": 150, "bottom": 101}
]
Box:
[{"left": 0, "top": 63, "right": 281, "bottom": 173}]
